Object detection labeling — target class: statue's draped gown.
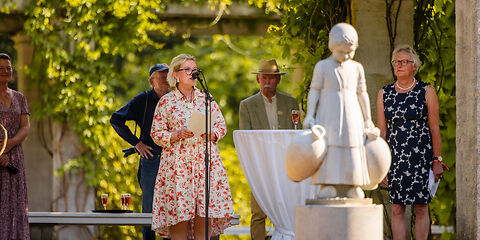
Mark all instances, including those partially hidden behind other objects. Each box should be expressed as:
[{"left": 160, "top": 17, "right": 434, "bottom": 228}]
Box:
[{"left": 309, "top": 56, "right": 370, "bottom": 186}]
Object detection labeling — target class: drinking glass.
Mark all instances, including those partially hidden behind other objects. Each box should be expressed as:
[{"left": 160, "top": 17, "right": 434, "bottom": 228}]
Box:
[
  {"left": 101, "top": 194, "right": 108, "bottom": 210},
  {"left": 291, "top": 110, "right": 300, "bottom": 130},
  {"left": 121, "top": 194, "right": 126, "bottom": 210},
  {"left": 125, "top": 193, "right": 131, "bottom": 210}
]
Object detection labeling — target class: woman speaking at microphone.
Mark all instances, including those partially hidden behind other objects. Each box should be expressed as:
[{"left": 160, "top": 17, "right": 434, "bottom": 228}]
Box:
[{"left": 150, "top": 53, "right": 234, "bottom": 240}]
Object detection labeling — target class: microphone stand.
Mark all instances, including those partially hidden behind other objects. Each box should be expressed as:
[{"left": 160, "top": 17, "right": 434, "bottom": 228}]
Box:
[{"left": 195, "top": 70, "right": 213, "bottom": 240}]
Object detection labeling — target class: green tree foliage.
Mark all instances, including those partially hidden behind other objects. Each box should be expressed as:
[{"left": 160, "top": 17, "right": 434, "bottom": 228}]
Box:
[
  {"left": 265, "top": 0, "right": 351, "bottom": 109},
  {"left": 267, "top": 0, "right": 456, "bottom": 238},
  {"left": 414, "top": 0, "right": 455, "bottom": 238},
  {"left": 0, "top": 0, "right": 16, "bottom": 13},
  {"left": 2, "top": 0, "right": 456, "bottom": 238},
  {"left": 16, "top": 0, "right": 290, "bottom": 237},
  {"left": 20, "top": 0, "right": 173, "bottom": 238},
  {"left": 115, "top": 34, "right": 291, "bottom": 238},
  {"left": 10, "top": 0, "right": 287, "bottom": 237}
]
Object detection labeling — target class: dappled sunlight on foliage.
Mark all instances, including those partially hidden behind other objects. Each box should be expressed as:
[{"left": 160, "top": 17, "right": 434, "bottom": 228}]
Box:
[
  {"left": 219, "top": 143, "right": 250, "bottom": 226},
  {"left": 265, "top": 0, "right": 351, "bottom": 110},
  {"left": 269, "top": 0, "right": 456, "bottom": 238},
  {"left": 414, "top": 1, "right": 455, "bottom": 238},
  {"left": 119, "top": 35, "right": 293, "bottom": 145},
  {"left": 22, "top": 0, "right": 174, "bottom": 238},
  {"left": 115, "top": 34, "right": 290, "bottom": 237},
  {"left": 2, "top": 0, "right": 457, "bottom": 238},
  {"left": 219, "top": 143, "right": 251, "bottom": 240}
]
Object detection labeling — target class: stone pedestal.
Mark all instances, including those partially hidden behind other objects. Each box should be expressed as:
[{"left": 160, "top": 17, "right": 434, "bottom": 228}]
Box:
[
  {"left": 295, "top": 199, "right": 382, "bottom": 240},
  {"left": 12, "top": 33, "right": 56, "bottom": 239}
]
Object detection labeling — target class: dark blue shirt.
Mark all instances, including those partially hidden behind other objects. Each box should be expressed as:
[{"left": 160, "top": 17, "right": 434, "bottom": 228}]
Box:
[{"left": 110, "top": 89, "right": 162, "bottom": 156}]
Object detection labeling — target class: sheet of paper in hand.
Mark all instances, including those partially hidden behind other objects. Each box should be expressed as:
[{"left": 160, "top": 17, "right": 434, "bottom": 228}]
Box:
[
  {"left": 187, "top": 111, "right": 213, "bottom": 138},
  {"left": 428, "top": 170, "right": 440, "bottom": 198}
]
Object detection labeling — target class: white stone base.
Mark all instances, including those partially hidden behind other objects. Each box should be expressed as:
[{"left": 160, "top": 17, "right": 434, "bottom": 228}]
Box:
[{"left": 295, "top": 202, "right": 383, "bottom": 240}]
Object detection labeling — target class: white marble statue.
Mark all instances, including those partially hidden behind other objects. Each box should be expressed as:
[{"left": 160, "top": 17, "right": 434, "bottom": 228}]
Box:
[{"left": 298, "top": 23, "right": 390, "bottom": 199}]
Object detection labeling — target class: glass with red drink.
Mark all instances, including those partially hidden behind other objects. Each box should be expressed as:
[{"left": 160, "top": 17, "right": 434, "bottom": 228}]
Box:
[
  {"left": 291, "top": 110, "right": 300, "bottom": 130},
  {"left": 101, "top": 194, "right": 108, "bottom": 210},
  {"left": 125, "top": 193, "right": 131, "bottom": 210},
  {"left": 121, "top": 194, "right": 126, "bottom": 210}
]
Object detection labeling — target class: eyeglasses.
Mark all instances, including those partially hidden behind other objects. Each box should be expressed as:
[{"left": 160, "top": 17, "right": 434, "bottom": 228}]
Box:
[
  {"left": 176, "top": 68, "right": 198, "bottom": 75},
  {"left": 391, "top": 59, "right": 414, "bottom": 66}
]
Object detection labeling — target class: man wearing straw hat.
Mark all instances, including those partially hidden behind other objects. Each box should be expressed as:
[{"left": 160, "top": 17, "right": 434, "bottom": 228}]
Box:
[{"left": 239, "top": 59, "right": 300, "bottom": 239}]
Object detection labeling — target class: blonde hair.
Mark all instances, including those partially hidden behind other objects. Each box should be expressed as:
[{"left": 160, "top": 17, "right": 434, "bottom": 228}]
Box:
[
  {"left": 167, "top": 53, "right": 196, "bottom": 87},
  {"left": 391, "top": 45, "right": 422, "bottom": 75}
]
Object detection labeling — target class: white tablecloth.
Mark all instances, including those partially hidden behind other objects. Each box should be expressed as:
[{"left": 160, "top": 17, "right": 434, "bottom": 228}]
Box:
[{"left": 233, "top": 130, "right": 320, "bottom": 240}]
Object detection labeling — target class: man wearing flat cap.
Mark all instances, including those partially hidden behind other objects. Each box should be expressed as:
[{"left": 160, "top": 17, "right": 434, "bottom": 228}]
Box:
[
  {"left": 239, "top": 59, "right": 300, "bottom": 239},
  {"left": 110, "top": 63, "right": 170, "bottom": 240}
]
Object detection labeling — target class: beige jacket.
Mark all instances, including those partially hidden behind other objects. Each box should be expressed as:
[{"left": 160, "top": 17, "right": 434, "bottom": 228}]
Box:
[{"left": 239, "top": 91, "right": 300, "bottom": 130}]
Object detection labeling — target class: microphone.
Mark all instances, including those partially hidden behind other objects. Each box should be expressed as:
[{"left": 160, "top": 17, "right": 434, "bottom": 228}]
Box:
[{"left": 192, "top": 69, "right": 202, "bottom": 80}]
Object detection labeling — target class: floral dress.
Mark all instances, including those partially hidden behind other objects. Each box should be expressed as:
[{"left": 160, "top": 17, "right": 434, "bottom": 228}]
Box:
[
  {"left": 150, "top": 88, "right": 234, "bottom": 238},
  {"left": 383, "top": 81, "right": 433, "bottom": 204},
  {"left": 0, "top": 90, "right": 30, "bottom": 240}
]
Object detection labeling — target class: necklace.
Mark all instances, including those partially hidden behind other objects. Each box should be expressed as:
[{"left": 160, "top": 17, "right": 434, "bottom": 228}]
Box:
[
  {"left": 179, "top": 88, "right": 194, "bottom": 109},
  {"left": 395, "top": 79, "right": 416, "bottom": 91}
]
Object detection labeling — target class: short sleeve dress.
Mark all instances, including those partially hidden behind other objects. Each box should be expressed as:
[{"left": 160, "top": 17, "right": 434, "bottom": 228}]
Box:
[
  {"left": 150, "top": 88, "right": 234, "bottom": 238},
  {"left": 0, "top": 90, "right": 30, "bottom": 240},
  {"left": 382, "top": 81, "right": 433, "bottom": 204}
]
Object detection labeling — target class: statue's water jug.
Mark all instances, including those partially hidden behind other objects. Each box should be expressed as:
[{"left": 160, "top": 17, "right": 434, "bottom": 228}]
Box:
[
  {"left": 285, "top": 125, "right": 327, "bottom": 182},
  {"left": 361, "top": 130, "right": 391, "bottom": 190}
]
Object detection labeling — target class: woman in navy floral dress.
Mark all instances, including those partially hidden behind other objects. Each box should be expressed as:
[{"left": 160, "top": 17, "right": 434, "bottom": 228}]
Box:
[{"left": 377, "top": 45, "right": 444, "bottom": 240}]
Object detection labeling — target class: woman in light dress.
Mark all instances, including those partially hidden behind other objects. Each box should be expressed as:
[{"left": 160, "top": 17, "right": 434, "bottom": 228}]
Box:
[{"left": 150, "top": 54, "right": 234, "bottom": 240}]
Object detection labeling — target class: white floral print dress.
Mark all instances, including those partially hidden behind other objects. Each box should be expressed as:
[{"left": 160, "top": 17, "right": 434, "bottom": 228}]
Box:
[{"left": 150, "top": 88, "right": 234, "bottom": 238}]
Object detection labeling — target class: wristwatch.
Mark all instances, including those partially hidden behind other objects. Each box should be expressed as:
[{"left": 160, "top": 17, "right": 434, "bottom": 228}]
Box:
[{"left": 433, "top": 156, "right": 449, "bottom": 171}]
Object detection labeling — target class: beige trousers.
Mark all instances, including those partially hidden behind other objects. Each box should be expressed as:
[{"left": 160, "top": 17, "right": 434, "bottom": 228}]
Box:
[{"left": 250, "top": 193, "right": 267, "bottom": 240}]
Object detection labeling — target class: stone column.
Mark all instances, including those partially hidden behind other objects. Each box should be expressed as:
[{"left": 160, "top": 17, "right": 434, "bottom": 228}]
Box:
[
  {"left": 456, "top": 1, "right": 480, "bottom": 239},
  {"left": 51, "top": 122, "right": 96, "bottom": 240},
  {"left": 12, "top": 34, "right": 53, "bottom": 212},
  {"left": 12, "top": 33, "right": 55, "bottom": 239},
  {"left": 352, "top": 1, "right": 414, "bottom": 239},
  {"left": 12, "top": 33, "right": 95, "bottom": 240},
  {"left": 352, "top": 0, "right": 414, "bottom": 118}
]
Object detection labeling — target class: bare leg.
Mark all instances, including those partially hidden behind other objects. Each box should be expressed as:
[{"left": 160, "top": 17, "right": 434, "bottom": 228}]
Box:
[
  {"left": 414, "top": 204, "right": 429, "bottom": 240},
  {"left": 392, "top": 204, "right": 407, "bottom": 240},
  {"left": 170, "top": 221, "right": 188, "bottom": 240},
  {"left": 194, "top": 216, "right": 211, "bottom": 240}
]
